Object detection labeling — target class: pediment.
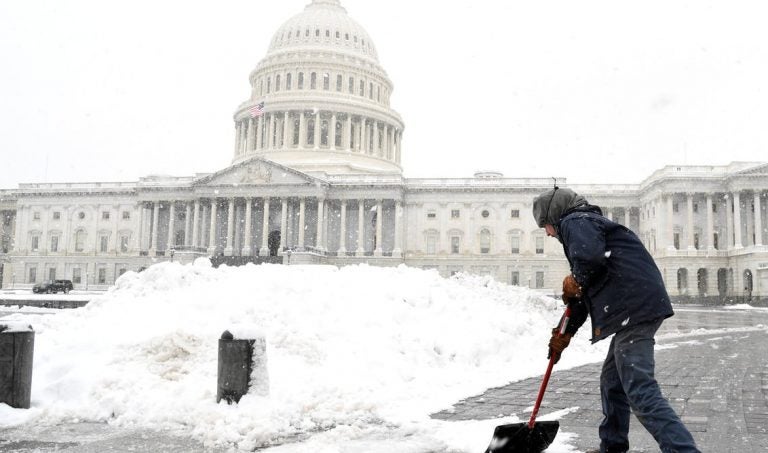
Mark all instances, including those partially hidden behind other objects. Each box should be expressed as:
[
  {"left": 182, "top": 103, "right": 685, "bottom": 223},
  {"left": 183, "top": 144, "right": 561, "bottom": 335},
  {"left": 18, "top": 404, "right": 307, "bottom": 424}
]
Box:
[
  {"left": 735, "top": 162, "right": 768, "bottom": 176},
  {"left": 195, "top": 157, "right": 322, "bottom": 187}
]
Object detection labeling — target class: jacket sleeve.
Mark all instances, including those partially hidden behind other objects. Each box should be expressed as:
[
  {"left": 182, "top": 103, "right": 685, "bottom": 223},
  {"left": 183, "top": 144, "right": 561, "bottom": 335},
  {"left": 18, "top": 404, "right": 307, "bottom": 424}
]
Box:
[
  {"left": 560, "top": 216, "right": 607, "bottom": 290},
  {"left": 564, "top": 298, "right": 588, "bottom": 336}
]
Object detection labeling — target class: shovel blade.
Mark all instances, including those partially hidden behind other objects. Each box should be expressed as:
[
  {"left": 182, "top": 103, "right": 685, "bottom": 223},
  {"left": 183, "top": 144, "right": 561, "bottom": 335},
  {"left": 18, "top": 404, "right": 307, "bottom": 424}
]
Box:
[{"left": 484, "top": 421, "right": 559, "bottom": 453}]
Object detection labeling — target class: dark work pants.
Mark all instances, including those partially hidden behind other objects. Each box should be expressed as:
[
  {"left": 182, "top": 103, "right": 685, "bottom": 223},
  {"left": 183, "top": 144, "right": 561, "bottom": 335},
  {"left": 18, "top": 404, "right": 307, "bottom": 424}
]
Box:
[{"left": 599, "top": 319, "right": 700, "bottom": 453}]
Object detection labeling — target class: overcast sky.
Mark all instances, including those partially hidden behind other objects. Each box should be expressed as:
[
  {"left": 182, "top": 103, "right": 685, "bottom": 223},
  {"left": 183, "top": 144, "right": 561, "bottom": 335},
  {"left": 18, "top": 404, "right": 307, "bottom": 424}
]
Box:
[{"left": 1, "top": 0, "right": 767, "bottom": 188}]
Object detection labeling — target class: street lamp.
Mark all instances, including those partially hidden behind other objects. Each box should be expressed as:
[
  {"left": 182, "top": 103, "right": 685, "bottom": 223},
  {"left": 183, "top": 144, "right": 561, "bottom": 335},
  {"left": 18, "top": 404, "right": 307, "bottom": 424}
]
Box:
[
  {"left": 170, "top": 246, "right": 175, "bottom": 262},
  {"left": 286, "top": 248, "right": 292, "bottom": 265}
]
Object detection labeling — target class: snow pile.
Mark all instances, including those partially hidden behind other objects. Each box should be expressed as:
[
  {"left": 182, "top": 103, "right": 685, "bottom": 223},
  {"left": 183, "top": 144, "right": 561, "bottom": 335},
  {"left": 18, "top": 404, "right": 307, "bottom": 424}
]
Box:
[{"left": 0, "top": 261, "right": 601, "bottom": 450}]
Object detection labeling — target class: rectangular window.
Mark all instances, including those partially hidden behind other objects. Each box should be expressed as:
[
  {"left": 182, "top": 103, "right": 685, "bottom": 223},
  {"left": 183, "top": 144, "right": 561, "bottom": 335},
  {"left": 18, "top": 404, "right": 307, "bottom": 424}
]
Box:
[
  {"left": 451, "top": 209, "right": 460, "bottom": 219},
  {"left": 118, "top": 267, "right": 127, "bottom": 277},
  {"left": 694, "top": 233, "right": 700, "bottom": 250},
  {"left": 510, "top": 271, "right": 520, "bottom": 286},
  {"left": 100, "top": 235, "right": 109, "bottom": 253},
  {"left": 348, "top": 77, "right": 354, "bottom": 94},
  {"left": 31, "top": 235, "right": 39, "bottom": 251},
  {"left": 510, "top": 237, "right": 520, "bottom": 254},
  {"left": 298, "top": 72, "right": 304, "bottom": 90},
  {"left": 28, "top": 267, "right": 37, "bottom": 283},
  {"left": 323, "top": 73, "right": 330, "bottom": 90},
  {"left": 286, "top": 73, "right": 292, "bottom": 90},
  {"left": 693, "top": 203, "right": 699, "bottom": 213},
  {"left": 50, "top": 236, "right": 59, "bottom": 253},
  {"left": 359, "top": 80, "right": 364, "bottom": 96},
  {"left": 535, "top": 271, "right": 545, "bottom": 289},
  {"left": 713, "top": 233, "right": 719, "bottom": 250},
  {"left": 451, "top": 236, "right": 460, "bottom": 254},
  {"left": 98, "top": 268, "right": 107, "bottom": 284},
  {"left": 48, "top": 268, "right": 56, "bottom": 281},
  {"left": 673, "top": 232, "right": 680, "bottom": 250},
  {"left": 426, "top": 236, "right": 437, "bottom": 254},
  {"left": 33, "top": 212, "right": 40, "bottom": 220},
  {"left": 510, "top": 209, "right": 520, "bottom": 218},
  {"left": 53, "top": 211, "right": 61, "bottom": 220},
  {"left": 72, "top": 268, "right": 81, "bottom": 284},
  {"left": 673, "top": 203, "right": 679, "bottom": 213},
  {"left": 102, "top": 211, "right": 110, "bottom": 220},
  {"left": 535, "top": 237, "right": 544, "bottom": 254},
  {"left": 122, "top": 211, "right": 130, "bottom": 220},
  {"left": 120, "top": 236, "right": 129, "bottom": 253},
  {"left": 427, "top": 212, "right": 436, "bottom": 219},
  {"left": 712, "top": 203, "right": 718, "bottom": 213},
  {"left": 336, "top": 74, "right": 342, "bottom": 91}
]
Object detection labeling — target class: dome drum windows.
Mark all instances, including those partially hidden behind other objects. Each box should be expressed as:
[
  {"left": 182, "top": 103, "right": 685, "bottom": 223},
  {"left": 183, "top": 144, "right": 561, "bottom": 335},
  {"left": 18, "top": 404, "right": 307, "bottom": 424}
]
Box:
[
  {"left": 286, "top": 73, "right": 292, "bottom": 90},
  {"left": 323, "top": 73, "right": 330, "bottom": 90},
  {"left": 310, "top": 72, "right": 317, "bottom": 90},
  {"left": 298, "top": 72, "right": 304, "bottom": 90}
]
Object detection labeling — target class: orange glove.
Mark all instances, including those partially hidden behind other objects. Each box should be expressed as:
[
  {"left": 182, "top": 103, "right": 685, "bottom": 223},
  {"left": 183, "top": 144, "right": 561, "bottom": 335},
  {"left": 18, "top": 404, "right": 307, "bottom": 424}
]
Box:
[
  {"left": 547, "top": 327, "right": 572, "bottom": 364},
  {"left": 562, "top": 275, "right": 582, "bottom": 304}
]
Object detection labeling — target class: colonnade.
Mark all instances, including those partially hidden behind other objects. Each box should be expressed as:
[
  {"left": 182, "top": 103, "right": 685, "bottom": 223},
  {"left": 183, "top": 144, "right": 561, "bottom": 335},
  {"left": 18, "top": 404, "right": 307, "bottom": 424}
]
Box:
[
  {"left": 137, "top": 197, "right": 403, "bottom": 258},
  {"left": 641, "top": 190, "right": 766, "bottom": 251},
  {"left": 233, "top": 111, "right": 402, "bottom": 163}
]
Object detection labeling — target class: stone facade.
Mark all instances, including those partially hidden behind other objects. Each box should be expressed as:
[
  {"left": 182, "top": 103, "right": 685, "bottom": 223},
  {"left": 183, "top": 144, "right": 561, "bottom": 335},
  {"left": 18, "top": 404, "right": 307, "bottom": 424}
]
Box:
[{"left": 1, "top": 0, "right": 766, "bottom": 302}]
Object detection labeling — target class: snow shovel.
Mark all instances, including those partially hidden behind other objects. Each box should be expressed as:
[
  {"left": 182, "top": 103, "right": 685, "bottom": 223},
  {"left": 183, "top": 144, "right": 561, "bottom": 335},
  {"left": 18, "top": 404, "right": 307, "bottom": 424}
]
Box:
[{"left": 483, "top": 306, "right": 572, "bottom": 453}]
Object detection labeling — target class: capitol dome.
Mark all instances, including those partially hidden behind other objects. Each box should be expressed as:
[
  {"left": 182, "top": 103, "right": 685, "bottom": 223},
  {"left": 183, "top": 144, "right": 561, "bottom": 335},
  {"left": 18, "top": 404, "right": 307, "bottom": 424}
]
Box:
[{"left": 231, "top": 0, "right": 404, "bottom": 177}]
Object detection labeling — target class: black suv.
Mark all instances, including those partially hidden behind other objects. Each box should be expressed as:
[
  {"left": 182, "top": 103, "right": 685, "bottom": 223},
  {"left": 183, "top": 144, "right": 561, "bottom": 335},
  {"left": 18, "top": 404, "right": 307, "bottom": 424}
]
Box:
[{"left": 32, "top": 279, "right": 74, "bottom": 294}]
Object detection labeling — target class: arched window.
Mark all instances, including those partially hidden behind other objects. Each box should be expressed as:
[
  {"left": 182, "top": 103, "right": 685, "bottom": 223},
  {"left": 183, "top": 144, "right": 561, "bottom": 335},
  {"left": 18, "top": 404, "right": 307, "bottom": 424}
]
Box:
[
  {"left": 479, "top": 229, "right": 491, "bottom": 254},
  {"left": 509, "top": 230, "right": 522, "bottom": 254},
  {"left": 697, "top": 268, "right": 707, "bottom": 296},
  {"left": 336, "top": 74, "right": 343, "bottom": 92},
  {"left": 335, "top": 121, "right": 342, "bottom": 147},
  {"left": 677, "top": 268, "right": 688, "bottom": 294},
  {"left": 320, "top": 120, "right": 329, "bottom": 146},
  {"left": 292, "top": 119, "right": 300, "bottom": 146},
  {"left": 298, "top": 72, "right": 304, "bottom": 90},
  {"left": 286, "top": 73, "right": 292, "bottom": 90},
  {"left": 306, "top": 118, "right": 315, "bottom": 146},
  {"left": 310, "top": 72, "right": 317, "bottom": 89},
  {"left": 717, "top": 268, "right": 727, "bottom": 297}
]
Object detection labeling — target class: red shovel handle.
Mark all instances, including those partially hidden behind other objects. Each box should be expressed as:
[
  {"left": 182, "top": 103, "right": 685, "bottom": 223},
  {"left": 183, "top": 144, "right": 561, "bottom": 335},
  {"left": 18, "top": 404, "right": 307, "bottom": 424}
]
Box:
[{"left": 527, "top": 305, "right": 571, "bottom": 429}]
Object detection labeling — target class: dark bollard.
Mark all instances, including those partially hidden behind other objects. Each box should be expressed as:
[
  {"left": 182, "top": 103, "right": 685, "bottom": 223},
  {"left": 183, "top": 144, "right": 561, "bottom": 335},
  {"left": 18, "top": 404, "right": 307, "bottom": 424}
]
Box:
[
  {"left": 0, "top": 323, "right": 35, "bottom": 409},
  {"left": 217, "top": 330, "right": 268, "bottom": 404}
]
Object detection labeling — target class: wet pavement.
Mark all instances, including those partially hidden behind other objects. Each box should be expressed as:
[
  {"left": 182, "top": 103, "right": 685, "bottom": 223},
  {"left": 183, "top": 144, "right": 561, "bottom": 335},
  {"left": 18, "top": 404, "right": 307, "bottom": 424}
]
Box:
[
  {"left": 433, "top": 306, "right": 768, "bottom": 452},
  {"left": 1, "top": 305, "right": 767, "bottom": 452}
]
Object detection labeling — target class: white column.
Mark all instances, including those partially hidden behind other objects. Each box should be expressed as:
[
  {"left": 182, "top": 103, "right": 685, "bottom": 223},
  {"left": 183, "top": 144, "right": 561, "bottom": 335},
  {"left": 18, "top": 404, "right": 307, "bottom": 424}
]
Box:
[
  {"left": 313, "top": 111, "right": 321, "bottom": 149},
  {"left": 298, "top": 198, "right": 306, "bottom": 249},
  {"left": 192, "top": 200, "right": 200, "bottom": 248},
  {"left": 246, "top": 118, "right": 255, "bottom": 152},
  {"left": 725, "top": 194, "right": 733, "bottom": 249},
  {"left": 151, "top": 202, "right": 160, "bottom": 253},
  {"left": 260, "top": 197, "right": 270, "bottom": 256},
  {"left": 359, "top": 118, "right": 365, "bottom": 152},
  {"left": 755, "top": 191, "right": 763, "bottom": 246},
  {"left": 623, "top": 207, "right": 630, "bottom": 229},
  {"left": 283, "top": 112, "right": 291, "bottom": 149},
  {"left": 374, "top": 200, "right": 383, "bottom": 256},
  {"left": 393, "top": 200, "right": 403, "bottom": 257},
  {"left": 345, "top": 115, "right": 352, "bottom": 150},
  {"left": 338, "top": 200, "right": 347, "bottom": 254},
  {"left": 184, "top": 202, "right": 192, "bottom": 247},
  {"left": 686, "top": 193, "right": 695, "bottom": 250},
  {"left": 137, "top": 202, "right": 146, "bottom": 252},
  {"left": 167, "top": 202, "right": 176, "bottom": 253},
  {"left": 733, "top": 191, "right": 743, "bottom": 249},
  {"left": 706, "top": 194, "right": 714, "bottom": 251},
  {"left": 208, "top": 199, "right": 218, "bottom": 255},
  {"left": 242, "top": 198, "right": 253, "bottom": 256},
  {"left": 372, "top": 121, "right": 379, "bottom": 156},
  {"left": 316, "top": 198, "right": 325, "bottom": 250},
  {"left": 357, "top": 199, "right": 365, "bottom": 256},
  {"left": 234, "top": 122, "right": 241, "bottom": 155},
  {"left": 298, "top": 112, "right": 307, "bottom": 149},
  {"left": 666, "top": 195, "right": 675, "bottom": 250},
  {"left": 224, "top": 198, "right": 235, "bottom": 256},
  {"left": 280, "top": 198, "right": 288, "bottom": 251},
  {"left": 256, "top": 115, "right": 264, "bottom": 150}
]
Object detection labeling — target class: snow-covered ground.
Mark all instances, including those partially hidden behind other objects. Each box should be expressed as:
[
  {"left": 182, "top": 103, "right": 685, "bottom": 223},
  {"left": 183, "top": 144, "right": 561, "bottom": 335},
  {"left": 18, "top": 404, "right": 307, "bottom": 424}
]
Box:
[{"left": 0, "top": 260, "right": 612, "bottom": 451}]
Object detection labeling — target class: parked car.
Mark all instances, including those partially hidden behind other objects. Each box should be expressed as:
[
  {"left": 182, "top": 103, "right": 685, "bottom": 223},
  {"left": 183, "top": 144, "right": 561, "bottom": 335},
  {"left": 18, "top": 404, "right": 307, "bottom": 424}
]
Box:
[{"left": 32, "top": 279, "right": 73, "bottom": 294}]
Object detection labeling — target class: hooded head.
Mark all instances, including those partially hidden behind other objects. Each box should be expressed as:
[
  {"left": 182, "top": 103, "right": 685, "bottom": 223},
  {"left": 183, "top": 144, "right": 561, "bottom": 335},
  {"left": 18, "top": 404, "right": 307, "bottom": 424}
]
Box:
[{"left": 532, "top": 187, "right": 588, "bottom": 228}]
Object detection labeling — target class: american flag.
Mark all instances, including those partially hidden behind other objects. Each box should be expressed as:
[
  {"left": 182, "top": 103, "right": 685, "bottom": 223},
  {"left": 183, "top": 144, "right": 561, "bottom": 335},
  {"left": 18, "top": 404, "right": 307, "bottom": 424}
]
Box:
[{"left": 249, "top": 101, "right": 265, "bottom": 118}]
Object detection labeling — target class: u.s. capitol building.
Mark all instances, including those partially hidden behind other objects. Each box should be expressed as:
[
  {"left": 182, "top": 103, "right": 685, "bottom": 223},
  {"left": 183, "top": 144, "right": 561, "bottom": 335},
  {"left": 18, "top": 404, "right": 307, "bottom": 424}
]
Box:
[{"left": 1, "top": 0, "right": 766, "bottom": 303}]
